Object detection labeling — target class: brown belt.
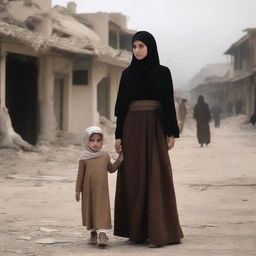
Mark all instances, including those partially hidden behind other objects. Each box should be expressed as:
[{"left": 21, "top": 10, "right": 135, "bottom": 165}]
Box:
[{"left": 128, "top": 100, "right": 161, "bottom": 111}]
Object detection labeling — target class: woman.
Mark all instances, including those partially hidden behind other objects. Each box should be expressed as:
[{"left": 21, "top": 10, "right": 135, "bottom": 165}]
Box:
[
  {"left": 114, "top": 31, "right": 183, "bottom": 247},
  {"left": 193, "top": 95, "right": 211, "bottom": 147}
]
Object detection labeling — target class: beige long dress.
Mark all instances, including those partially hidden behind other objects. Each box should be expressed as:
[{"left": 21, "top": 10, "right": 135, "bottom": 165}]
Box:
[
  {"left": 178, "top": 101, "right": 187, "bottom": 133},
  {"left": 75, "top": 151, "right": 122, "bottom": 230}
]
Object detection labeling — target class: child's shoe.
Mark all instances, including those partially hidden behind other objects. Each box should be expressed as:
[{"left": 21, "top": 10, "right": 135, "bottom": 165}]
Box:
[
  {"left": 88, "top": 231, "right": 97, "bottom": 245},
  {"left": 98, "top": 232, "right": 109, "bottom": 247},
  {"left": 148, "top": 243, "right": 158, "bottom": 248}
]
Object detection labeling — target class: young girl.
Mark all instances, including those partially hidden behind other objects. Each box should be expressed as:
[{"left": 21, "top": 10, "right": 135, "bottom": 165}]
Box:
[{"left": 75, "top": 126, "right": 123, "bottom": 247}]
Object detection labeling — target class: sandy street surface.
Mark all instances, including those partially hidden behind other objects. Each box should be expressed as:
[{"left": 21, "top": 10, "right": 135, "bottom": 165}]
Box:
[{"left": 0, "top": 115, "right": 255, "bottom": 256}]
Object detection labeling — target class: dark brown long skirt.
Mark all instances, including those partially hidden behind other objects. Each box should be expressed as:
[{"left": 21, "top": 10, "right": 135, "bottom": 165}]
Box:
[
  {"left": 114, "top": 100, "right": 184, "bottom": 246},
  {"left": 196, "top": 121, "right": 211, "bottom": 144}
]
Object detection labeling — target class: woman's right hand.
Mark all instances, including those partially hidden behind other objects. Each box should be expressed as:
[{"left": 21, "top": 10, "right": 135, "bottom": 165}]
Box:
[
  {"left": 75, "top": 192, "right": 80, "bottom": 202},
  {"left": 115, "top": 139, "right": 122, "bottom": 153}
]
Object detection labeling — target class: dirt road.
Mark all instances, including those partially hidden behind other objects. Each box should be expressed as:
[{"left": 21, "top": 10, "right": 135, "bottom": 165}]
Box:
[{"left": 0, "top": 116, "right": 255, "bottom": 256}]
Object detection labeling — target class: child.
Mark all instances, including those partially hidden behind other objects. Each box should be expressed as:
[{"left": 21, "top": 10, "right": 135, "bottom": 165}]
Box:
[{"left": 75, "top": 126, "right": 123, "bottom": 247}]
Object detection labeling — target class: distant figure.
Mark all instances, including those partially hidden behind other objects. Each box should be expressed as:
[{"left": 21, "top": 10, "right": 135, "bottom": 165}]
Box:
[
  {"left": 211, "top": 104, "right": 222, "bottom": 127},
  {"left": 193, "top": 95, "right": 211, "bottom": 147},
  {"left": 178, "top": 98, "right": 187, "bottom": 133},
  {"left": 250, "top": 112, "right": 256, "bottom": 125},
  {"left": 235, "top": 100, "right": 242, "bottom": 115},
  {"left": 227, "top": 101, "right": 233, "bottom": 116}
]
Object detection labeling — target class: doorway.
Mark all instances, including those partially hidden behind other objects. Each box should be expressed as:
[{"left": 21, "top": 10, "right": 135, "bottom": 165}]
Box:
[
  {"left": 97, "top": 77, "right": 110, "bottom": 119},
  {"left": 5, "top": 53, "right": 39, "bottom": 145},
  {"left": 54, "top": 78, "right": 64, "bottom": 130}
]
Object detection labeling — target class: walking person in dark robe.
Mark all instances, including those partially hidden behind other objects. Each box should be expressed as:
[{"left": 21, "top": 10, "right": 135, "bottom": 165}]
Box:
[
  {"left": 211, "top": 104, "right": 222, "bottom": 128},
  {"left": 193, "top": 95, "right": 211, "bottom": 147},
  {"left": 114, "top": 31, "right": 183, "bottom": 247}
]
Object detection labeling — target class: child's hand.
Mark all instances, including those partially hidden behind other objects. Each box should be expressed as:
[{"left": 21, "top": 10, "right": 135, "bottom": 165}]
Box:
[
  {"left": 75, "top": 192, "right": 80, "bottom": 202},
  {"left": 115, "top": 139, "right": 122, "bottom": 153}
]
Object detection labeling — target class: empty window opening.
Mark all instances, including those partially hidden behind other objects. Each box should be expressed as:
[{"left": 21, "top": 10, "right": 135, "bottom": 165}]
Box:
[
  {"left": 73, "top": 69, "right": 88, "bottom": 85},
  {"left": 97, "top": 77, "right": 110, "bottom": 119}
]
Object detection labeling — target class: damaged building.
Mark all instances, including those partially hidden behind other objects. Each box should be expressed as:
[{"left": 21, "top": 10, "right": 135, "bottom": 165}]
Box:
[
  {"left": 224, "top": 28, "right": 256, "bottom": 119},
  {"left": 0, "top": 0, "right": 134, "bottom": 145},
  {"left": 190, "top": 28, "right": 256, "bottom": 119}
]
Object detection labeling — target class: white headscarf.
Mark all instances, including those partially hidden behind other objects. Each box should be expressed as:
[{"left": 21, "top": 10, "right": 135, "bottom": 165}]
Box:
[{"left": 80, "top": 126, "right": 104, "bottom": 160}]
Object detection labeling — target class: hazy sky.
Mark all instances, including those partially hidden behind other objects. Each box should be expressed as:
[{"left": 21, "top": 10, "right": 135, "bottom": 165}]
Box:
[{"left": 52, "top": 0, "right": 256, "bottom": 88}]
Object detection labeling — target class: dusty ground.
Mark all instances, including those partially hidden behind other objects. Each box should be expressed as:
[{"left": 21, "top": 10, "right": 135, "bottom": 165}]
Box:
[{"left": 0, "top": 116, "right": 255, "bottom": 256}]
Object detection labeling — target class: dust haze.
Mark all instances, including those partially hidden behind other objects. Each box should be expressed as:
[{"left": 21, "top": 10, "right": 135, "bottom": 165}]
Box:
[{"left": 52, "top": 0, "right": 256, "bottom": 88}]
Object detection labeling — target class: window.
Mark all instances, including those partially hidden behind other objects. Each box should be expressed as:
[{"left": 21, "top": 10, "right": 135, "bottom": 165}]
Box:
[
  {"left": 109, "top": 29, "right": 118, "bottom": 49},
  {"left": 72, "top": 69, "right": 88, "bottom": 86},
  {"left": 120, "top": 33, "right": 132, "bottom": 51}
]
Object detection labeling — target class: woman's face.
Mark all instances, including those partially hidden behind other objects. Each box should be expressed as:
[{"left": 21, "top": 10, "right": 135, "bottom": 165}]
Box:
[{"left": 132, "top": 40, "right": 148, "bottom": 60}]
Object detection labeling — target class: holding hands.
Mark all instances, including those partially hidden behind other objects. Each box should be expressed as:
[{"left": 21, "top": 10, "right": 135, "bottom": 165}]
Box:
[
  {"left": 115, "top": 139, "right": 124, "bottom": 164},
  {"left": 118, "top": 151, "right": 124, "bottom": 162},
  {"left": 115, "top": 139, "right": 122, "bottom": 153}
]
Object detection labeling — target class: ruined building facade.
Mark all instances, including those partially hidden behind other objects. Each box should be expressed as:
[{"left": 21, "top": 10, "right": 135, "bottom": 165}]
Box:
[
  {"left": 224, "top": 28, "right": 256, "bottom": 119},
  {"left": 0, "top": 0, "right": 134, "bottom": 145},
  {"left": 190, "top": 28, "right": 256, "bottom": 119}
]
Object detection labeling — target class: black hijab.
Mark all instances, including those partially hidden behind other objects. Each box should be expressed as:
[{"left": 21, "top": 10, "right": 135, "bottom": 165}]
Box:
[
  {"left": 197, "top": 95, "right": 205, "bottom": 105},
  {"left": 125, "top": 31, "right": 160, "bottom": 83},
  {"left": 115, "top": 31, "right": 180, "bottom": 139}
]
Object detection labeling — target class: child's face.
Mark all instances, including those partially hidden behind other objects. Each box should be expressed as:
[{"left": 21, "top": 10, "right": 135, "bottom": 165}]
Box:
[{"left": 88, "top": 133, "right": 103, "bottom": 152}]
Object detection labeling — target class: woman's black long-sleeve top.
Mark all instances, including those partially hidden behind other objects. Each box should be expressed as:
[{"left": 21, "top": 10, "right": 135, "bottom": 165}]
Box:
[{"left": 114, "top": 65, "right": 179, "bottom": 139}]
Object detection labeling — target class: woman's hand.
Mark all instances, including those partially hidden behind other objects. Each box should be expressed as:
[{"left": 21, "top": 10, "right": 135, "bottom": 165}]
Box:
[
  {"left": 115, "top": 139, "right": 122, "bottom": 153},
  {"left": 118, "top": 151, "right": 124, "bottom": 162},
  {"left": 167, "top": 136, "right": 175, "bottom": 150},
  {"left": 75, "top": 192, "right": 80, "bottom": 202}
]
